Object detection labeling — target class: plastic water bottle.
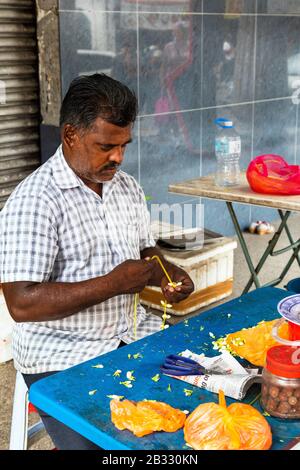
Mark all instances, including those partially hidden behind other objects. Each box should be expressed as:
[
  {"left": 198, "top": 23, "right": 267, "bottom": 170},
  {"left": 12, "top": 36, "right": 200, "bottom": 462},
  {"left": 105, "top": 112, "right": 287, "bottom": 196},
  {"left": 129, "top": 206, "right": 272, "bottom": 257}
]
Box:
[{"left": 214, "top": 117, "right": 241, "bottom": 186}]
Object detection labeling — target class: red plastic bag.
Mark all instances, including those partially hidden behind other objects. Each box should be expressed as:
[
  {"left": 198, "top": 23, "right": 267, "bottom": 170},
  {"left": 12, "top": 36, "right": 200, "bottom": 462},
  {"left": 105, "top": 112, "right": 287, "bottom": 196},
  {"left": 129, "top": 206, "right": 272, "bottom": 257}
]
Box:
[{"left": 246, "top": 155, "right": 300, "bottom": 195}]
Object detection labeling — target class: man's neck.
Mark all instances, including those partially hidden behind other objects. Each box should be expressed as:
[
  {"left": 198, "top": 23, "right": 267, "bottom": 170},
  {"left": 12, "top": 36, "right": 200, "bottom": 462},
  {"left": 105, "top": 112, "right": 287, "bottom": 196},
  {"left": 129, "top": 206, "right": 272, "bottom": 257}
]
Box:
[
  {"left": 62, "top": 144, "right": 103, "bottom": 197},
  {"left": 82, "top": 179, "right": 103, "bottom": 197}
]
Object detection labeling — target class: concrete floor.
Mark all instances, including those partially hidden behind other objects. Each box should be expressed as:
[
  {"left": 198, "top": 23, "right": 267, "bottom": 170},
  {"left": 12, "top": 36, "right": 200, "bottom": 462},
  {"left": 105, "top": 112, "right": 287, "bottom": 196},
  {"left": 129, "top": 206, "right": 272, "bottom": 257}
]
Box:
[{"left": 1, "top": 213, "right": 300, "bottom": 450}]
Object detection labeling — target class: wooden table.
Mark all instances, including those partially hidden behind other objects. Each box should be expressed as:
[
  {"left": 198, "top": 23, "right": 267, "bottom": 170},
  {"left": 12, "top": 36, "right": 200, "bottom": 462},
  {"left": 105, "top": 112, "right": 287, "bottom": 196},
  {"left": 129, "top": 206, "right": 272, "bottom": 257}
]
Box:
[
  {"left": 29, "top": 287, "right": 300, "bottom": 450},
  {"left": 169, "top": 173, "right": 300, "bottom": 293}
]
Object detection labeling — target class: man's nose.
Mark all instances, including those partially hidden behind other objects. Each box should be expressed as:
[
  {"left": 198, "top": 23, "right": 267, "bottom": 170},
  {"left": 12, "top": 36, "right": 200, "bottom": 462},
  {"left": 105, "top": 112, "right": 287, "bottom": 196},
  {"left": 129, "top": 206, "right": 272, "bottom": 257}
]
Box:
[{"left": 109, "top": 146, "right": 124, "bottom": 164}]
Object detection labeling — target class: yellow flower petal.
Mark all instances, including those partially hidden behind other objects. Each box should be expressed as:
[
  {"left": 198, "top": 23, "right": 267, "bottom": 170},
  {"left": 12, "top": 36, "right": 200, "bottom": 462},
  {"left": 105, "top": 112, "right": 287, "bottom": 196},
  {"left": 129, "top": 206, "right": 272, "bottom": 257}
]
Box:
[{"left": 151, "top": 374, "right": 160, "bottom": 382}]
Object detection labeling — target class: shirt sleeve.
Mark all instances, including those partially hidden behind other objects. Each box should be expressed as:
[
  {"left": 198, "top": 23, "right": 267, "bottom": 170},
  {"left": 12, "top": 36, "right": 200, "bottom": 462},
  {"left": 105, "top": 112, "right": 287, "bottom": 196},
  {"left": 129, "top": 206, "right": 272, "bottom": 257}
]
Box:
[
  {"left": 0, "top": 193, "right": 59, "bottom": 283},
  {"left": 136, "top": 185, "right": 156, "bottom": 252}
]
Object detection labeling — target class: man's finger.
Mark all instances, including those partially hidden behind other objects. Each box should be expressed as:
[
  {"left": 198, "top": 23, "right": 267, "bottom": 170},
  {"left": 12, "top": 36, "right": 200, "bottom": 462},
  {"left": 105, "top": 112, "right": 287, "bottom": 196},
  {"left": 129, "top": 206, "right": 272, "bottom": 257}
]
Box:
[
  {"left": 145, "top": 258, "right": 158, "bottom": 270},
  {"left": 164, "top": 292, "right": 186, "bottom": 304},
  {"left": 164, "top": 285, "right": 175, "bottom": 293},
  {"left": 166, "top": 284, "right": 192, "bottom": 294},
  {"left": 178, "top": 277, "right": 194, "bottom": 286}
]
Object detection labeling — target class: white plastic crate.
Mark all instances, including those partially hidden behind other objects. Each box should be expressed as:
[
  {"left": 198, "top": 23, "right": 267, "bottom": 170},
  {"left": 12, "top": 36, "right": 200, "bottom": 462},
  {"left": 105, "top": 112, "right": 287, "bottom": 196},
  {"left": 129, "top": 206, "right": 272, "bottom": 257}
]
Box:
[{"left": 140, "top": 222, "right": 237, "bottom": 316}]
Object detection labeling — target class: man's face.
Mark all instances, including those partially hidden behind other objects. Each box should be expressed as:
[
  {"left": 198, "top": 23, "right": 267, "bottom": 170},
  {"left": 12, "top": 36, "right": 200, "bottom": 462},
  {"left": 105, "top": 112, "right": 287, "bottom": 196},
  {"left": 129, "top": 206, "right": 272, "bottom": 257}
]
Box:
[{"left": 63, "top": 117, "right": 133, "bottom": 184}]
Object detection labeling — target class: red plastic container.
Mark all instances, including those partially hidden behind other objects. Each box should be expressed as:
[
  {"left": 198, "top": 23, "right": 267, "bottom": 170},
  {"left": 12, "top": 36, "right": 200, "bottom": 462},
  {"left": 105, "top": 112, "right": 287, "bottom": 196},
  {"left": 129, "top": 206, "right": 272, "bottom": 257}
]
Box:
[
  {"left": 266, "top": 345, "right": 300, "bottom": 378},
  {"left": 289, "top": 321, "right": 300, "bottom": 341}
]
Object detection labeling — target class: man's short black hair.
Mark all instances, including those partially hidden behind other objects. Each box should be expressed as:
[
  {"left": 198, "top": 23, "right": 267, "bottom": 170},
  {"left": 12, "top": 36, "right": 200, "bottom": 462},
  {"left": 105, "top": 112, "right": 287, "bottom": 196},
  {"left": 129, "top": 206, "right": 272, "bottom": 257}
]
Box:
[{"left": 60, "top": 74, "right": 138, "bottom": 130}]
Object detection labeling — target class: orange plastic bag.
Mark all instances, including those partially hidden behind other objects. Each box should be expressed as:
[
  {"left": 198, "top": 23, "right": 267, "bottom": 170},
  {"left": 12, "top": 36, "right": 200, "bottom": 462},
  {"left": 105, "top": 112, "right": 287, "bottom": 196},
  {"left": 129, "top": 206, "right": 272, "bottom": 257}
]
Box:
[
  {"left": 225, "top": 319, "right": 289, "bottom": 367},
  {"left": 110, "top": 398, "right": 186, "bottom": 437},
  {"left": 246, "top": 154, "right": 300, "bottom": 195},
  {"left": 184, "top": 390, "right": 272, "bottom": 450}
]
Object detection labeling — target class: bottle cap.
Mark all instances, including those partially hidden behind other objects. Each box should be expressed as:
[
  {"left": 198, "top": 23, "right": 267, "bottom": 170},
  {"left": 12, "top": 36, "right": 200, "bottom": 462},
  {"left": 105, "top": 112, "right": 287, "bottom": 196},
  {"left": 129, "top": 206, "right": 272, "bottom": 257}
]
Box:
[
  {"left": 266, "top": 345, "right": 300, "bottom": 378},
  {"left": 215, "top": 117, "right": 233, "bottom": 128}
]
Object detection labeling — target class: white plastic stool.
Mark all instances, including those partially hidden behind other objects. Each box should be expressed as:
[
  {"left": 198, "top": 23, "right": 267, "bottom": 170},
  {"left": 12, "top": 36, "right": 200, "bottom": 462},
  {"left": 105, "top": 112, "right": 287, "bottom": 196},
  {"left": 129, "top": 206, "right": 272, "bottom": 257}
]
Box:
[
  {"left": 9, "top": 371, "right": 46, "bottom": 450},
  {"left": 0, "top": 291, "right": 14, "bottom": 363}
]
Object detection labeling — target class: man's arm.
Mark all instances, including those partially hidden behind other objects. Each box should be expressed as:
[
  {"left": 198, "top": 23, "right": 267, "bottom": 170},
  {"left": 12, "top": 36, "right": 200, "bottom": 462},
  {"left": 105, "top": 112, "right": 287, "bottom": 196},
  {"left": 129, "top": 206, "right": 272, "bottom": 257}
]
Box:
[{"left": 2, "top": 258, "right": 157, "bottom": 323}]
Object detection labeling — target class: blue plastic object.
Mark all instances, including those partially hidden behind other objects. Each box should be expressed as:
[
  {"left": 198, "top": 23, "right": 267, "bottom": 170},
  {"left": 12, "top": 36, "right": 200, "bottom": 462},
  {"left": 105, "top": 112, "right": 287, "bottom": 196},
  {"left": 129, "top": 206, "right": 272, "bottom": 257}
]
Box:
[
  {"left": 29, "top": 287, "right": 300, "bottom": 450},
  {"left": 161, "top": 354, "right": 208, "bottom": 376},
  {"left": 215, "top": 117, "right": 234, "bottom": 128},
  {"left": 286, "top": 278, "right": 300, "bottom": 293}
]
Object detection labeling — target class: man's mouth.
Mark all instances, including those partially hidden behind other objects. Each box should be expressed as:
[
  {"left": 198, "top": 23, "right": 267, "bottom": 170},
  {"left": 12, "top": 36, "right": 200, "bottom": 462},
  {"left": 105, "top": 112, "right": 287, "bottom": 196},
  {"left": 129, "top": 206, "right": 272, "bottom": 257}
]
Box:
[
  {"left": 100, "top": 164, "right": 119, "bottom": 173},
  {"left": 101, "top": 167, "right": 117, "bottom": 173}
]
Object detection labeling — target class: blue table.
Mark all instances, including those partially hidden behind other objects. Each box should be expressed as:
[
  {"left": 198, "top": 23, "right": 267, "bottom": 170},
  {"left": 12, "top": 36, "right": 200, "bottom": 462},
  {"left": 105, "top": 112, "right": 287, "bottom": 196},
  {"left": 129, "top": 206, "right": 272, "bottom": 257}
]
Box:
[{"left": 29, "top": 287, "right": 300, "bottom": 450}]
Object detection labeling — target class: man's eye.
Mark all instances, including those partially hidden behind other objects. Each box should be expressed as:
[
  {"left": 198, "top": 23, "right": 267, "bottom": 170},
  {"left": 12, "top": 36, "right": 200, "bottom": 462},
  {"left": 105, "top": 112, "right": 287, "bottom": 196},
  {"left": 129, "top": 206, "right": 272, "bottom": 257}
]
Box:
[{"left": 100, "top": 145, "right": 113, "bottom": 151}]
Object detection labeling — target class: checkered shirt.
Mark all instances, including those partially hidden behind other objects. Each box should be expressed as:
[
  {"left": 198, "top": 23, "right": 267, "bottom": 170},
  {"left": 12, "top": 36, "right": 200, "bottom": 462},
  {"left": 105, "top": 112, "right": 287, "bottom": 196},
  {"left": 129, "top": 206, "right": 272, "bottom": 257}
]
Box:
[{"left": 0, "top": 145, "right": 162, "bottom": 373}]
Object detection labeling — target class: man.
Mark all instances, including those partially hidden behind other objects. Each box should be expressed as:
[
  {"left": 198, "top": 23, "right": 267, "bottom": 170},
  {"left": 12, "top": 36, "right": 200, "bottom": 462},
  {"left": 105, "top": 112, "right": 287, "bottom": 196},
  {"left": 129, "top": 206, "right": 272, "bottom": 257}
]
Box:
[{"left": 0, "top": 74, "right": 194, "bottom": 449}]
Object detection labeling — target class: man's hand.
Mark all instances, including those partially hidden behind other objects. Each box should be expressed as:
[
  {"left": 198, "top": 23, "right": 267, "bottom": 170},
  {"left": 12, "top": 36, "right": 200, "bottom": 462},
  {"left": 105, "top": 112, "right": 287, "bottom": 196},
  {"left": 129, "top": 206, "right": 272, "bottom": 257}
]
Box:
[
  {"left": 161, "top": 267, "right": 194, "bottom": 304},
  {"left": 1, "top": 259, "right": 158, "bottom": 323},
  {"left": 109, "top": 259, "right": 158, "bottom": 295}
]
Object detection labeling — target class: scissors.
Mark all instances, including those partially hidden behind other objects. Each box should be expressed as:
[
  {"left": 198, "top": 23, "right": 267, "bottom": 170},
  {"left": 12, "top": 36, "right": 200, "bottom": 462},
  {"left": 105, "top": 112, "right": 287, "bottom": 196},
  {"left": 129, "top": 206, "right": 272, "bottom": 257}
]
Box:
[{"left": 161, "top": 354, "right": 218, "bottom": 376}]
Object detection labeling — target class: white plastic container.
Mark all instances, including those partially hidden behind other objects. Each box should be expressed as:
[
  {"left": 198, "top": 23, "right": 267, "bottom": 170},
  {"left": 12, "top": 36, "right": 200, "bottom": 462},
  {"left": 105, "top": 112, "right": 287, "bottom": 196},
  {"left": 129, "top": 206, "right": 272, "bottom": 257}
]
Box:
[
  {"left": 0, "top": 289, "right": 14, "bottom": 363},
  {"left": 141, "top": 222, "right": 237, "bottom": 316}
]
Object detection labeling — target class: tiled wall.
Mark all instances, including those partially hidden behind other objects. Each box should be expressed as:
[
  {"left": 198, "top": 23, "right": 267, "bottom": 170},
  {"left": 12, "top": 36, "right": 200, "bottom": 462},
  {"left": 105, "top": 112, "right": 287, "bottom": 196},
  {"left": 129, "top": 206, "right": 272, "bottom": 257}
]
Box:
[{"left": 57, "top": 0, "right": 300, "bottom": 235}]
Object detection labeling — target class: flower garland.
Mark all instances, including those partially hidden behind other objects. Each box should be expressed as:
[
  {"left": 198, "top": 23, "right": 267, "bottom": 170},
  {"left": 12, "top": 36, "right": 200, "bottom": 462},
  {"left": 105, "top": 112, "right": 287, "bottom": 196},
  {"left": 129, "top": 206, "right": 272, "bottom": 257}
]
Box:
[{"left": 133, "top": 255, "right": 181, "bottom": 339}]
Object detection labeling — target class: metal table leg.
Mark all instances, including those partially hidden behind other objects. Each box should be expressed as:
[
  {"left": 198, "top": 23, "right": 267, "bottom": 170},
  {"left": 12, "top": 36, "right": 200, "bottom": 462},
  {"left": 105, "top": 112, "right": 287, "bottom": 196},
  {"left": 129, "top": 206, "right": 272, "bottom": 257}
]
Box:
[
  {"left": 242, "top": 210, "right": 291, "bottom": 293},
  {"left": 226, "top": 203, "right": 300, "bottom": 294},
  {"left": 277, "top": 210, "right": 300, "bottom": 267},
  {"left": 226, "top": 202, "right": 261, "bottom": 291}
]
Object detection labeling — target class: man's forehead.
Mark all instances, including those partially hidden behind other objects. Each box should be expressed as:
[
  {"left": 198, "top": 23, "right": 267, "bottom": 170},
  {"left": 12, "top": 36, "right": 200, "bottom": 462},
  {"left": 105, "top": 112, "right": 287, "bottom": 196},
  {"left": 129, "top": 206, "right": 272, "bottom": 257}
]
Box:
[
  {"left": 84, "top": 118, "right": 133, "bottom": 144},
  {"left": 90, "top": 117, "right": 132, "bottom": 137}
]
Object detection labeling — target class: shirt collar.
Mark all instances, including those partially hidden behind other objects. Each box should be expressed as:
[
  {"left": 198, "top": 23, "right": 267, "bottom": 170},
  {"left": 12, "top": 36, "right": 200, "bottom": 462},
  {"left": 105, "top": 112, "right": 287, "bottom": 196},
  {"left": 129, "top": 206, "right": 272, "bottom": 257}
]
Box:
[
  {"left": 51, "top": 145, "right": 121, "bottom": 195},
  {"left": 52, "top": 145, "right": 85, "bottom": 189}
]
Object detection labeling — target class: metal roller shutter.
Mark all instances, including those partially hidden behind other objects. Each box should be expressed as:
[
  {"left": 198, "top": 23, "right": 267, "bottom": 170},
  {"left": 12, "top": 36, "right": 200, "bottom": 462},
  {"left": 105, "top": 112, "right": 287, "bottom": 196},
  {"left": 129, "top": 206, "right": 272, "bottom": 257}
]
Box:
[{"left": 0, "top": 0, "right": 40, "bottom": 208}]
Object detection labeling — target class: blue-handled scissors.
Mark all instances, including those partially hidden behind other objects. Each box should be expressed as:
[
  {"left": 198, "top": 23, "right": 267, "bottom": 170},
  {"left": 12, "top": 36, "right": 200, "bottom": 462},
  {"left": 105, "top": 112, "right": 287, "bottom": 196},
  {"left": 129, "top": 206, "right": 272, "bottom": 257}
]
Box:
[{"left": 161, "top": 354, "right": 211, "bottom": 376}]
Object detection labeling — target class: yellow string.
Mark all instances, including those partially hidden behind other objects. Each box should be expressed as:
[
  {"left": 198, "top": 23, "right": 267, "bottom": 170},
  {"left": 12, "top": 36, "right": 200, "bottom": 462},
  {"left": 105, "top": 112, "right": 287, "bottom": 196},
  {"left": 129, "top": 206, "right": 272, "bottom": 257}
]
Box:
[
  {"left": 150, "top": 255, "right": 176, "bottom": 287},
  {"left": 133, "top": 293, "right": 138, "bottom": 340},
  {"left": 133, "top": 256, "right": 175, "bottom": 339}
]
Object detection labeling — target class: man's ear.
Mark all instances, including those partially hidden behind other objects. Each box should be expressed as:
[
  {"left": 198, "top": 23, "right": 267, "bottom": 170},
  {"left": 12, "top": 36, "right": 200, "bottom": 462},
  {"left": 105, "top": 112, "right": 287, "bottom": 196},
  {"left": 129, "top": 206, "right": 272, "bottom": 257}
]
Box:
[{"left": 62, "top": 124, "right": 80, "bottom": 148}]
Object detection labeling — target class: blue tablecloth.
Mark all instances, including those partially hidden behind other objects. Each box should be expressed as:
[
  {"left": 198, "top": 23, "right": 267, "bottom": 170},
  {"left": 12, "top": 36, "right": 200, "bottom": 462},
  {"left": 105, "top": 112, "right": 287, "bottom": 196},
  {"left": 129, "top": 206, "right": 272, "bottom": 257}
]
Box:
[{"left": 29, "top": 287, "right": 300, "bottom": 450}]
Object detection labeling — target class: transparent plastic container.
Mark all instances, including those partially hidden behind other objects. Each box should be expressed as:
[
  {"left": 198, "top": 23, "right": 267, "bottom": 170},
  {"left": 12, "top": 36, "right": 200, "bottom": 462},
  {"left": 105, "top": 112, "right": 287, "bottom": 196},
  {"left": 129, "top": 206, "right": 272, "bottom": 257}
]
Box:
[
  {"left": 215, "top": 117, "right": 241, "bottom": 187},
  {"left": 261, "top": 345, "right": 300, "bottom": 419}
]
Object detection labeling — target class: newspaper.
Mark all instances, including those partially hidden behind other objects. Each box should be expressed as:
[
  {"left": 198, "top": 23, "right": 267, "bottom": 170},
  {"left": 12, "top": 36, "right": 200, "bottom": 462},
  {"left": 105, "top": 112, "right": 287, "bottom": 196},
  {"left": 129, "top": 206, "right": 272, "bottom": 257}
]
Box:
[{"left": 167, "top": 349, "right": 261, "bottom": 400}]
